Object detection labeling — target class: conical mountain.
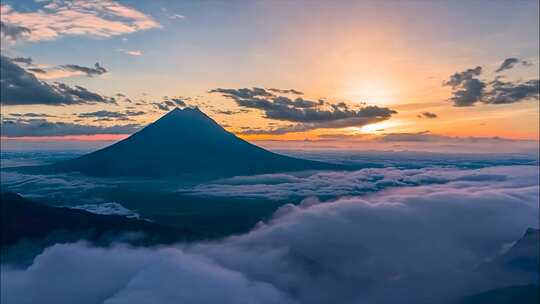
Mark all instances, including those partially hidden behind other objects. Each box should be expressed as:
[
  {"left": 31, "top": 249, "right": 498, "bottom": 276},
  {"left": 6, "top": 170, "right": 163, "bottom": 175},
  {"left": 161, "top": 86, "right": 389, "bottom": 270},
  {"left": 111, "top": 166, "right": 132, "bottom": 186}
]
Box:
[{"left": 49, "top": 107, "right": 342, "bottom": 178}]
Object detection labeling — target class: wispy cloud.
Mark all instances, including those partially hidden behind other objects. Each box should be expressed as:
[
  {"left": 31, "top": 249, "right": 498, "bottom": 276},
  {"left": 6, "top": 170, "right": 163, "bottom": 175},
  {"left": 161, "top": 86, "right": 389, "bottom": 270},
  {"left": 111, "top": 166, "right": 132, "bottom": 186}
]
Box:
[
  {"left": 161, "top": 7, "right": 186, "bottom": 20},
  {"left": 25, "top": 61, "right": 109, "bottom": 80},
  {"left": 61, "top": 63, "right": 107, "bottom": 77},
  {"left": 118, "top": 49, "right": 143, "bottom": 56},
  {"left": 417, "top": 112, "right": 438, "bottom": 119},
  {"left": 151, "top": 96, "right": 188, "bottom": 111},
  {"left": 0, "top": 0, "right": 160, "bottom": 42},
  {"left": 76, "top": 110, "right": 146, "bottom": 121},
  {"left": 495, "top": 57, "right": 532, "bottom": 73},
  {"left": 168, "top": 14, "right": 186, "bottom": 20}
]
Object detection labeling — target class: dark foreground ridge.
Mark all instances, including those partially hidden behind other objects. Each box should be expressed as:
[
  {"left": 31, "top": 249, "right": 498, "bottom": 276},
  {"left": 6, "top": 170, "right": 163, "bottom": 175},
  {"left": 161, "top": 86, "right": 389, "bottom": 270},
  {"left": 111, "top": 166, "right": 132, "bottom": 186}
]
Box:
[
  {"left": 0, "top": 192, "right": 192, "bottom": 249},
  {"left": 19, "top": 107, "right": 345, "bottom": 178},
  {"left": 459, "top": 228, "right": 540, "bottom": 304}
]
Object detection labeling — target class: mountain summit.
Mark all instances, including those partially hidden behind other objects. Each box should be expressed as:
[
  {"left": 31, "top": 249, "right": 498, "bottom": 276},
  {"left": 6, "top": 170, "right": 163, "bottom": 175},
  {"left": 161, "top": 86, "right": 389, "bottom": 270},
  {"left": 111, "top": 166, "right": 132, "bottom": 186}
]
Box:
[{"left": 45, "top": 107, "right": 342, "bottom": 178}]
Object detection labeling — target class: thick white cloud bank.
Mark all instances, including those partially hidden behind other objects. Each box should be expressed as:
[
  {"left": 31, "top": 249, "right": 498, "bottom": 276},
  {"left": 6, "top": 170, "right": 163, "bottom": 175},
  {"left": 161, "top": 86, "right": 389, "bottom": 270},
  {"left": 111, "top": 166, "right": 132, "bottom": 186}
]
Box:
[
  {"left": 1, "top": 244, "right": 292, "bottom": 304},
  {"left": 2, "top": 165, "right": 539, "bottom": 304},
  {"left": 185, "top": 165, "right": 535, "bottom": 200}
]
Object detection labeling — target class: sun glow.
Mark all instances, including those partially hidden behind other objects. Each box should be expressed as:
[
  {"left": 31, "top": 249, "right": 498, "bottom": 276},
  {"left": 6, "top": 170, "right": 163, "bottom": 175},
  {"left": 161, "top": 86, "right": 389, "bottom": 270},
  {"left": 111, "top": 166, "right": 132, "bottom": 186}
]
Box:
[
  {"left": 359, "top": 120, "right": 401, "bottom": 134},
  {"left": 340, "top": 77, "right": 399, "bottom": 106}
]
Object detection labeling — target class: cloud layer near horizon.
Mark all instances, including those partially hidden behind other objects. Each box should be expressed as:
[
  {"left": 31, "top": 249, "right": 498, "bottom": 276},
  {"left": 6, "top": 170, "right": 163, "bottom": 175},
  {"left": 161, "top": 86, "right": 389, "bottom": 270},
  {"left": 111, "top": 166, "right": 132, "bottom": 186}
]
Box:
[
  {"left": 184, "top": 165, "right": 537, "bottom": 200},
  {"left": 1, "top": 165, "right": 538, "bottom": 304},
  {"left": 0, "top": 119, "right": 140, "bottom": 137}
]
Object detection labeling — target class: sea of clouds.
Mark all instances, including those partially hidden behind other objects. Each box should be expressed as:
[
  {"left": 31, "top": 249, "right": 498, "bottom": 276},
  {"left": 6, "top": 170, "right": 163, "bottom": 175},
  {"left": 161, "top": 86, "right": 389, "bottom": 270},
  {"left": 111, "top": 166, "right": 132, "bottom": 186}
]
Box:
[
  {"left": 2, "top": 163, "right": 538, "bottom": 304},
  {"left": 182, "top": 164, "right": 535, "bottom": 200}
]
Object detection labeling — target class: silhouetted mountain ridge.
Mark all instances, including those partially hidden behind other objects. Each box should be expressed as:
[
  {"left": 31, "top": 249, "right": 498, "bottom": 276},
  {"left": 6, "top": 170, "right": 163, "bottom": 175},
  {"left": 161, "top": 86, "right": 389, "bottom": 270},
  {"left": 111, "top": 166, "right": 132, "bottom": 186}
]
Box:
[
  {"left": 0, "top": 192, "right": 191, "bottom": 248},
  {"left": 41, "top": 107, "right": 344, "bottom": 178}
]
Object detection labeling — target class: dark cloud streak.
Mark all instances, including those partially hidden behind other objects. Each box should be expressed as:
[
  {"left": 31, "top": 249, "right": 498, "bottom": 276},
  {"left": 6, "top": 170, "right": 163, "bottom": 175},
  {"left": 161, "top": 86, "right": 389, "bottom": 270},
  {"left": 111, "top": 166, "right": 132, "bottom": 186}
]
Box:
[
  {"left": 486, "top": 79, "right": 540, "bottom": 104},
  {"left": 496, "top": 58, "right": 519, "bottom": 73},
  {"left": 495, "top": 57, "right": 532, "bottom": 73},
  {"left": 11, "top": 57, "right": 33, "bottom": 65},
  {"left": 0, "top": 119, "right": 140, "bottom": 137},
  {"left": 60, "top": 63, "right": 108, "bottom": 77},
  {"left": 77, "top": 110, "right": 146, "bottom": 120},
  {"left": 267, "top": 88, "right": 304, "bottom": 95},
  {"left": 418, "top": 112, "right": 438, "bottom": 119}
]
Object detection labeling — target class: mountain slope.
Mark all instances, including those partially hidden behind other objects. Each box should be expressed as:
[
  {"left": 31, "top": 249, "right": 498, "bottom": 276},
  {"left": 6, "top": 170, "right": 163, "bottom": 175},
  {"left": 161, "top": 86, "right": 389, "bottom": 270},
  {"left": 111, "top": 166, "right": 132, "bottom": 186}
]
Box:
[
  {"left": 461, "top": 284, "right": 539, "bottom": 304},
  {"left": 0, "top": 192, "right": 191, "bottom": 248},
  {"left": 497, "top": 228, "right": 539, "bottom": 272},
  {"left": 461, "top": 228, "right": 540, "bottom": 304},
  {"left": 43, "top": 108, "right": 344, "bottom": 178}
]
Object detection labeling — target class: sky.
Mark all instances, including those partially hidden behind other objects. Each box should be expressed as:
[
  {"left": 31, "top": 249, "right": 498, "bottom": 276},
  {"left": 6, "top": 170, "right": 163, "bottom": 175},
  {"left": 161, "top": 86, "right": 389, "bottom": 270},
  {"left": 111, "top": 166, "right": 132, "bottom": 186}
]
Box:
[{"left": 1, "top": 0, "right": 539, "bottom": 150}]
